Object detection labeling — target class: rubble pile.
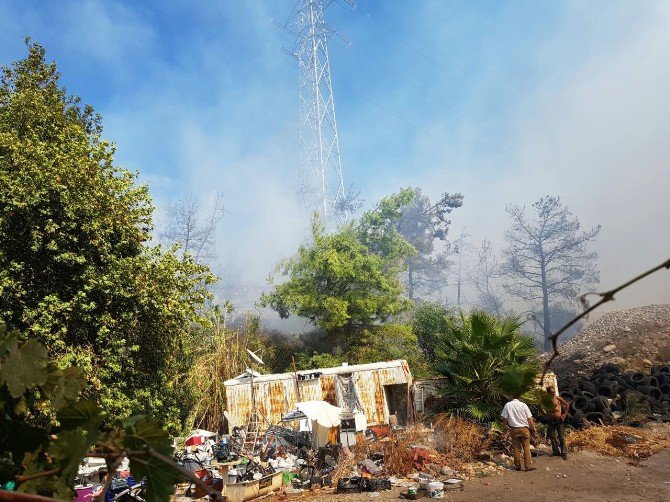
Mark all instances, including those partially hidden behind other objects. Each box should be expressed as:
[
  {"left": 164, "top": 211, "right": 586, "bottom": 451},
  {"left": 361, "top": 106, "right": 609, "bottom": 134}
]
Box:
[{"left": 549, "top": 304, "right": 670, "bottom": 376}]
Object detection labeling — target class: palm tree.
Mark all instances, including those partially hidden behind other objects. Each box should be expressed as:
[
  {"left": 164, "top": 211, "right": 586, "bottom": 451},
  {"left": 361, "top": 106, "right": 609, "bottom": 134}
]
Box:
[{"left": 434, "top": 310, "right": 538, "bottom": 422}]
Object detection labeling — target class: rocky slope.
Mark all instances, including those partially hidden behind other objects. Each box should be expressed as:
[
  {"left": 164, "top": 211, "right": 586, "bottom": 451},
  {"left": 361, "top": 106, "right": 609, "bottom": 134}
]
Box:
[{"left": 547, "top": 304, "right": 670, "bottom": 377}]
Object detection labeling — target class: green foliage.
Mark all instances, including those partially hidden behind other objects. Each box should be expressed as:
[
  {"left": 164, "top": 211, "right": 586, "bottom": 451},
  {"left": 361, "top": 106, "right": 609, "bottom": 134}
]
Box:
[
  {"left": 261, "top": 215, "right": 411, "bottom": 348},
  {"left": 293, "top": 351, "right": 347, "bottom": 371},
  {"left": 348, "top": 324, "right": 435, "bottom": 378},
  {"left": 412, "top": 301, "right": 452, "bottom": 363},
  {"left": 356, "top": 188, "right": 417, "bottom": 264},
  {"left": 0, "top": 42, "right": 215, "bottom": 429},
  {"left": 0, "top": 325, "right": 184, "bottom": 500},
  {"left": 433, "top": 310, "right": 538, "bottom": 422}
]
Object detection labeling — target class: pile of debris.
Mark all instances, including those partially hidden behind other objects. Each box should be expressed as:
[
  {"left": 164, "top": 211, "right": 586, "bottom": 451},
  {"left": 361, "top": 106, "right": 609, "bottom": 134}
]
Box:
[
  {"left": 558, "top": 364, "right": 670, "bottom": 427},
  {"left": 172, "top": 411, "right": 522, "bottom": 501},
  {"left": 549, "top": 304, "right": 670, "bottom": 376}
]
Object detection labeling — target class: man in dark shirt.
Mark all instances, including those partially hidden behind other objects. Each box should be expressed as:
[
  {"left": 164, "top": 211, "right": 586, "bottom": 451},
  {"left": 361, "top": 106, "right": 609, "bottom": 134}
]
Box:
[{"left": 545, "top": 385, "right": 569, "bottom": 459}]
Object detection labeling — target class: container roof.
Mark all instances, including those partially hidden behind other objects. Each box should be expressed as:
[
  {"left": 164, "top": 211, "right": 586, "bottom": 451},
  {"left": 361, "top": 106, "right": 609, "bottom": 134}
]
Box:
[{"left": 224, "top": 359, "right": 408, "bottom": 386}]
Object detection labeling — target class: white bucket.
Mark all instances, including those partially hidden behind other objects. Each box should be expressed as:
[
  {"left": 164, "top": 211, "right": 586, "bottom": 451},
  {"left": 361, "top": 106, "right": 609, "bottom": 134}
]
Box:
[{"left": 428, "top": 481, "right": 444, "bottom": 499}]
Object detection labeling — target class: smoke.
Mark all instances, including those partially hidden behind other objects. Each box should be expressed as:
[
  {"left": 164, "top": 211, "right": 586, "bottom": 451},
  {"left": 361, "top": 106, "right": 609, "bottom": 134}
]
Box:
[{"left": 2, "top": 0, "right": 667, "bottom": 318}]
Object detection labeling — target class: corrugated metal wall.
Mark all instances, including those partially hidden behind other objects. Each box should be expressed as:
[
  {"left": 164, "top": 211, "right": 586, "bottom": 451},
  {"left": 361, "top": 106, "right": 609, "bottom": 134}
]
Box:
[{"left": 225, "top": 362, "right": 412, "bottom": 430}]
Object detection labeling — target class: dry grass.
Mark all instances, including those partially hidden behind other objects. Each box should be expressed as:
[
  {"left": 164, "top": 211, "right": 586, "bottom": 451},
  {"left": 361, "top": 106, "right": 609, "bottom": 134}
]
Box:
[
  {"left": 566, "top": 425, "right": 670, "bottom": 460},
  {"left": 433, "top": 414, "right": 489, "bottom": 465},
  {"left": 187, "top": 312, "right": 259, "bottom": 432}
]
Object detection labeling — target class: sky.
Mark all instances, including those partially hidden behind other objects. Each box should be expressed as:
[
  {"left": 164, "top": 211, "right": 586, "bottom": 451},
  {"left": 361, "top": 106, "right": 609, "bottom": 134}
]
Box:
[{"left": 0, "top": 0, "right": 668, "bottom": 318}]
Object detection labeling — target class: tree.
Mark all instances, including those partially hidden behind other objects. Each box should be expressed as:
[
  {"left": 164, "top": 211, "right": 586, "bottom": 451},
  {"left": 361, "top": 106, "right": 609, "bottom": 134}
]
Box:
[
  {"left": 261, "top": 216, "right": 410, "bottom": 349},
  {"left": 471, "top": 237, "right": 504, "bottom": 316},
  {"left": 395, "top": 189, "right": 463, "bottom": 300},
  {"left": 433, "top": 311, "right": 538, "bottom": 422},
  {"left": 356, "top": 188, "right": 417, "bottom": 265},
  {"left": 503, "top": 196, "right": 600, "bottom": 351},
  {"left": 412, "top": 301, "right": 451, "bottom": 364},
  {"left": 0, "top": 42, "right": 215, "bottom": 428},
  {"left": 161, "top": 191, "right": 225, "bottom": 264},
  {"left": 526, "top": 304, "right": 583, "bottom": 347}
]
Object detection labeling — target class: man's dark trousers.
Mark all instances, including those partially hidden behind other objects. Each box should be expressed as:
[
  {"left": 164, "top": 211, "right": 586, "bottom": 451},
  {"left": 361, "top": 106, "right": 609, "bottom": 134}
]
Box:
[{"left": 547, "top": 418, "right": 566, "bottom": 455}]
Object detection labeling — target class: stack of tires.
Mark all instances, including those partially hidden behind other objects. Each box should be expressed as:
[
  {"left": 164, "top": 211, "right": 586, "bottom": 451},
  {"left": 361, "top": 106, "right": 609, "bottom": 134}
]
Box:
[{"left": 559, "top": 364, "right": 670, "bottom": 427}]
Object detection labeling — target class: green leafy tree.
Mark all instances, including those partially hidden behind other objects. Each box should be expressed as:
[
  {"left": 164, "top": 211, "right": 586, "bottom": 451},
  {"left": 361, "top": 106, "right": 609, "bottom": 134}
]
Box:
[
  {"left": 356, "top": 188, "right": 417, "bottom": 264},
  {"left": 0, "top": 42, "right": 215, "bottom": 429},
  {"left": 412, "top": 301, "right": 452, "bottom": 363},
  {"left": 433, "top": 311, "right": 538, "bottom": 422},
  {"left": 261, "top": 216, "right": 410, "bottom": 349}
]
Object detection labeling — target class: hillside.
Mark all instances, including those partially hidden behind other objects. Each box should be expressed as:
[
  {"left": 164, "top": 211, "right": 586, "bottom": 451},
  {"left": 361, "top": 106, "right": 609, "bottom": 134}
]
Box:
[{"left": 548, "top": 304, "right": 670, "bottom": 377}]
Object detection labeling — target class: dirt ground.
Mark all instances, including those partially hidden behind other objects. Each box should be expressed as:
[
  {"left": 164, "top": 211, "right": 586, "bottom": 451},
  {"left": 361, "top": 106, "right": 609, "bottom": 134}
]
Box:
[{"left": 274, "top": 449, "right": 670, "bottom": 502}]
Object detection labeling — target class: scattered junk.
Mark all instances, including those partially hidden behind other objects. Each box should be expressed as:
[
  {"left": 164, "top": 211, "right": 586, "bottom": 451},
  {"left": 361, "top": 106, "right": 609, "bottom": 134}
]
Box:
[
  {"left": 170, "top": 361, "right": 568, "bottom": 501},
  {"left": 74, "top": 457, "right": 147, "bottom": 502}
]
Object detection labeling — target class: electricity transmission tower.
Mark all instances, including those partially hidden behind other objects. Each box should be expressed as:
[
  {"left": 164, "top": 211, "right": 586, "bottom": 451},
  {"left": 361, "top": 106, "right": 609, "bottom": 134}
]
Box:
[{"left": 279, "top": 0, "right": 355, "bottom": 221}]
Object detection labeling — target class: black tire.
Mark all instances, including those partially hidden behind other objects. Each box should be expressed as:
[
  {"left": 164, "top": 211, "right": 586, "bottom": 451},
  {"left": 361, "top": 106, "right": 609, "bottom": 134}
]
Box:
[
  {"left": 597, "top": 385, "right": 616, "bottom": 399},
  {"left": 657, "top": 374, "right": 669, "bottom": 386},
  {"left": 660, "top": 384, "right": 670, "bottom": 396},
  {"left": 630, "top": 372, "right": 645, "bottom": 384},
  {"left": 656, "top": 365, "right": 670, "bottom": 375},
  {"left": 571, "top": 409, "right": 584, "bottom": 422},
  {"left": 571, "top": 396, "right": 590, "bottom": 412},
  {"left": 638, "top": 386, "right": 662, "bottom": 400},
  {"left": 615, "top": 377, "right": 633, "bottom": 390},
  {"left": 561, "top": 392, "right": 575, "bottom": 402},
  {"left": 601, "top": 364, "right": 620, "bottom": 375},
  {"left": 582, "top": 391, "right": 596, "bottom": 400},
  {"left": 591, "top": 375, "right": 606, "bottom": 385},
  {"left": 579, "top": 380, "right": 598, "bottom": 394}
]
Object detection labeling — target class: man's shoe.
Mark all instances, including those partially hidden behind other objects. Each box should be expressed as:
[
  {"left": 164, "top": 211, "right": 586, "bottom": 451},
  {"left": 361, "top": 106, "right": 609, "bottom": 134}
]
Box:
[
  {"left": 561, "top": 452, "right": 568, "bottom": 460},
  {"left": 525, "top": 467, "right": 537, "bottom": 472},
  {"left": 514, "top": 467, "right": 522, "bottom": 471}
]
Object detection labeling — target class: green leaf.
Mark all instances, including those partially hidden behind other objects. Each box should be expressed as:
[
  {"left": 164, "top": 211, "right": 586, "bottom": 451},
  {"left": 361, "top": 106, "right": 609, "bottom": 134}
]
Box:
[
  {"left": 48, "top": 427, "right": 98, "bottom": 481},
  {"left": 128, "top": 455, "right": 181, "bottom": 502},
  {"left": 124, "top": 417, "right": 172, "bottom": 455},
  {"left": 124, "top": 416, "right": 183, "bottom": 501},
  {"left": 1, "top": 338, "right": 48, "bottom": 398},
  {"left": 49, "top": 366, "right": 85, "bottom": 409},
  {"left": 57, "top": 400, "right": 102, "bottom": 430}
]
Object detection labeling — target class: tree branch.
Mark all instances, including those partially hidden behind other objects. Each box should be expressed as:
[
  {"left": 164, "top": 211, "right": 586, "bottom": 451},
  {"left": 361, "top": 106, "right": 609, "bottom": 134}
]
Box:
[
  {"left": 541, "top": 258, "right": 670, "bottom": 381},
  {"left": 15, "top": 468, "right": 63, "bottom": 484}
]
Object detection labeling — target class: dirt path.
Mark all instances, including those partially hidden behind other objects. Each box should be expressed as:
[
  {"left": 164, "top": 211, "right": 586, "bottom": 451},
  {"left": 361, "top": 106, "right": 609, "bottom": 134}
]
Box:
[{"left": 281, "top": 450, "right": 670, "bottom": 501}]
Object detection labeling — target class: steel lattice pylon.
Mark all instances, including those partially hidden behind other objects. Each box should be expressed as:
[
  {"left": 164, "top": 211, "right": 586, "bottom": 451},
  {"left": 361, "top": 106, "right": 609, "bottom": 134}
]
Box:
[{"left": 281, "top": 0, "right": 354, "bottom": 220}]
